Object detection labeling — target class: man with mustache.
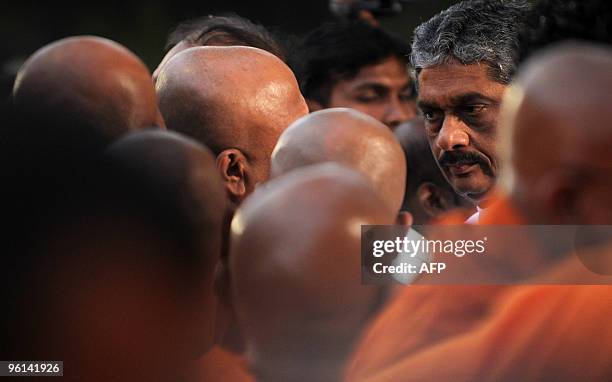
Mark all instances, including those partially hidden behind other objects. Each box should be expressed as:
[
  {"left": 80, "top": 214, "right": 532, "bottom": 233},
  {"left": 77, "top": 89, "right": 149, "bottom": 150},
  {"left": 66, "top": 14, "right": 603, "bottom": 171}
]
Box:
[
  {"left": 412, "top": 0, "right": 530, "bottom": 221},
  {"left": 344, "top": 42, "right": 612, "bottom": 382}
]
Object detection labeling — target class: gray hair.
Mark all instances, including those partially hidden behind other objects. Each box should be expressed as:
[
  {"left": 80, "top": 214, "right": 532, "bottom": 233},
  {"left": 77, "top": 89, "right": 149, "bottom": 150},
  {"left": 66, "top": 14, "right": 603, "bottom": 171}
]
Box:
[{"left": 411, "top": 0, "right": 531, "bottom": 85}]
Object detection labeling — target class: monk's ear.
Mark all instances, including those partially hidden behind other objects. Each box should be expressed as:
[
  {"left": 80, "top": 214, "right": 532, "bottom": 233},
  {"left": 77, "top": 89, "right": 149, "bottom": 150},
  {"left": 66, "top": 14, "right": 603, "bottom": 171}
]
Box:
[
  {"left": 217, "top": 149, "right": 248, "bottom": 204},
  {"left": 305, "top": 98, "right": 324, "bottom": 113},
  {"left": 418, "top": 182, "right": 448, "bottom": 218},
  {"left": 396, "top": 210, "right": 413, "bottom": 226}
]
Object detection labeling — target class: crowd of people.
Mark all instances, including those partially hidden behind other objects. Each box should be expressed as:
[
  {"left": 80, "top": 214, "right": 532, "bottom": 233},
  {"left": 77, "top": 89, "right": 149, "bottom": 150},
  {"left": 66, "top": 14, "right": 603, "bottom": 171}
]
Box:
[{"left": 2, "top": 0, "right": 612, "bottom": 381}]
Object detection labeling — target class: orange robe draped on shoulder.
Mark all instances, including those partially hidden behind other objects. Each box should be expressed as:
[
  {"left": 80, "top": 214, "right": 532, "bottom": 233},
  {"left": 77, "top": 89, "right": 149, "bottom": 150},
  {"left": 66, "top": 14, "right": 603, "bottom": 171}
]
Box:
[
  {"left": 193, "top": 347, "right": 255, "bottom": 382},
  {"left": 344, "top": 193, "right": 612, "bottom": 382}
]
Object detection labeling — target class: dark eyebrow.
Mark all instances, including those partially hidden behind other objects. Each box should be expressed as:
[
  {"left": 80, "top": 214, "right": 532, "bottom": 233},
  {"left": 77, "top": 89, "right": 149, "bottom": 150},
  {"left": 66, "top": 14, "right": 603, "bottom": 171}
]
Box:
[
  {"left": 352, "top": 83, "right": 389, "bottom": 93},
  {"left": 450, "top": 92, "right": 500, "bottom": 106},
  {"left": 417, "top": 100, "right": 440, "bottom": 110},
  {"left": 418, "top": 92, "right": 500, "bottom": 111}
]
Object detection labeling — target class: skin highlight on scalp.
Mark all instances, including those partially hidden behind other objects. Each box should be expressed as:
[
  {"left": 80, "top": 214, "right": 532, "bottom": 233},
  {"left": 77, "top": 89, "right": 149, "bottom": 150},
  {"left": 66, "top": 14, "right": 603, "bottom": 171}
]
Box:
[
  {"left": 13, "top": 36, "right": 163, "bottom": 145},
  {"left": 156, "top": 45, "right": 308, "bottom": 204},
  {"left": 271, "top": 107, "right": 406, "bottom": 214},
  {"left": 230, "top": 163, "right": 395, "bottom": 382}
]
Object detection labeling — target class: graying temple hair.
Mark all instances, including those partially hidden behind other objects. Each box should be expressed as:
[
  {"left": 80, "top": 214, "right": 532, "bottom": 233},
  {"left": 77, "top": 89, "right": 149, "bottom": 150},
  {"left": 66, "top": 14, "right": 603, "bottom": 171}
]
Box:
[{"left": 411, "top": 0, "right": 531, "bottom": 85}]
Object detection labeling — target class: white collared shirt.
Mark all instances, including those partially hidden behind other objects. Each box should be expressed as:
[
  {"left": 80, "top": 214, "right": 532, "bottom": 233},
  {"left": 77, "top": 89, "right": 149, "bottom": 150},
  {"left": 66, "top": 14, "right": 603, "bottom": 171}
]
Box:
[{"left": 465, "top": 206, "right": 483, "bottom": 224}]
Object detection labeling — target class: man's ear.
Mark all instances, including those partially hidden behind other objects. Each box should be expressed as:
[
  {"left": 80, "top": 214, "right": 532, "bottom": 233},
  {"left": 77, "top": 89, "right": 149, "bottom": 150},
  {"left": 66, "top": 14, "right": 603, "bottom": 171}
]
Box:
[
  {"left": 306, "top": 98, "right": 324, "bottom": 113},
  {"left": 216, "top": 149, "right": 248, "bottom": 204},
  {"left": 418, "top": 182, "right": 449, "bottom": 218},
  {"left": 396, "top": 210, "right": 413, "bottom": 226}
]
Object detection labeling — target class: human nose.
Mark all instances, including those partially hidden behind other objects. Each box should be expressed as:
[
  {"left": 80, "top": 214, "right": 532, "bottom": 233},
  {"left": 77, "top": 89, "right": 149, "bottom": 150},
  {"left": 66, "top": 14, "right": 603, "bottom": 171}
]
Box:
[
  {"left": 384, "top": 97, "right": 413, "bottom": 128},
  {"left": 436, "top": 115, "right": 469, "bottom": 151}
]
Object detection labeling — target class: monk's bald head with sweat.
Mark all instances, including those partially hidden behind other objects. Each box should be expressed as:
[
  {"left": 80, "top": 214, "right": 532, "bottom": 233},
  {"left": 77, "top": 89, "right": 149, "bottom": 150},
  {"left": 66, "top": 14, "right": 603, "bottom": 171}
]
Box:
[
  {"left": 156, "top": 46, "right": 308, "bottom": 205},
  {"left": 500, "top": 43, "right": 612, "bottom": 224},
  {"left": 230, "top": 164, "right": 395, "bottom": 382},
  {"left": 271, "top": 108, "right": 406, "bottom": 214},
  {"left": 13, "top": 36, "right": 164, "bottom": 145}
]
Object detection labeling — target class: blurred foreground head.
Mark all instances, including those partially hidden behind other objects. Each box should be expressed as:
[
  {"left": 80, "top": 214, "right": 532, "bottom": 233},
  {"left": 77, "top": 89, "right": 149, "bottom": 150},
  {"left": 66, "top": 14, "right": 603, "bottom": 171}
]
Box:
[
  {"left": 500, "top": 42, "right": 612, "bottom": 224},
  {"left": 394, "top": 119, "right": 475, "bottom": 224},
  {"left": 12, "top": 36, "right": 163, "bottom": 148},
  {"left": 230, "top": 163, "right": 395, "bottom": 382},
  {"left": 3, "top": 129, "right": 225, "bottom": 381},
  {"left": 157, "top": 46, "right": 308, "bottom": 206},
  {"left": 271, "top": 108, "right": 406, "bottom": 215},
  {"left": 154, "top": 14, "right": 285, "bottom": 82}
]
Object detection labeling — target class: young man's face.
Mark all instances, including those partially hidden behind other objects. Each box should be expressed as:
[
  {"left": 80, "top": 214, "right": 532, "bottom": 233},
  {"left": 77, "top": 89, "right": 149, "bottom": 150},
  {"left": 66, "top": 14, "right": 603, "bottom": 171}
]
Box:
[
  {"left": 417, "top": 61, "right": 507, "bottom": 204},
  {"left": 327, "top": 56, "right": 417, "bottom": 129}
]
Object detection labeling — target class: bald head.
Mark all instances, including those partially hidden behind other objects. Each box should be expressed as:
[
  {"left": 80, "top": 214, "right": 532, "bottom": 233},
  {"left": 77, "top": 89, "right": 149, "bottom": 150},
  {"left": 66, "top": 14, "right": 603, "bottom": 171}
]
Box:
[
  {"left": 107, "top": 130, "right": 226, "bottom": 354},
  {"left": 156, "top": 46, "right": 308, "bottom": 202},
  {"left": 501, "top": 42, "right": 612, "bottom": 223},
  {"left": 395, "top": 119, "right": 442, "bottom": 196},
  {"left": 13, "top": 36, "right": 162, "bottom": 146},
  {"left": 5, "top": 130, "right": 226, "bottom": 380},
  {"left": 230, "top": 163, "right": 394, "bottom": 381},
  {"left": 271, "top": 108, "right": 406, "bottom": 213},
  {"left": 152, "top": 14, "right": 285, "bottom": 83},
  {"left": 108, "top": 129, "right": 226, "bottom": 265}
]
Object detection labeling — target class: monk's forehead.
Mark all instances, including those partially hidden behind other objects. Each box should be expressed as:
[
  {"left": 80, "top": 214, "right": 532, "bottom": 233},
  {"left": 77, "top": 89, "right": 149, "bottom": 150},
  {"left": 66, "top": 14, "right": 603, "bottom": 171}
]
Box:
[
  {"left": 19, "top": 41, "right": 150, "bottom": 98},
  {"left": 41, "top": 38, "right": 142, "bottom": 71}
]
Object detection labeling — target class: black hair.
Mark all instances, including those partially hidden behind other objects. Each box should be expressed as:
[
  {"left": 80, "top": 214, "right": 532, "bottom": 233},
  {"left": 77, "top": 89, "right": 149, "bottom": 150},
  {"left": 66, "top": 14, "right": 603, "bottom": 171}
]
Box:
[
  {"left": 518, "top": 0, "right": 612, "bottom": 63},
  {"left": 412, "top": 0, "right": 531, "bottom": 85},
  {"left": 289, "top": 20, "right": 410, "bottom": 106},
  {"left": 166, "top": 13, "right": 286, "bottom": 61}
]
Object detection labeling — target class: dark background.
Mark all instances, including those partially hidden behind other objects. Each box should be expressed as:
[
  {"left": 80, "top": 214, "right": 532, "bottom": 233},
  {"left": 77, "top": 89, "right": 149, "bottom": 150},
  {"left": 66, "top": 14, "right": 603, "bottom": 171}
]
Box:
[{"left": 0, "top": 0, "right": 459, "bottom": 100}]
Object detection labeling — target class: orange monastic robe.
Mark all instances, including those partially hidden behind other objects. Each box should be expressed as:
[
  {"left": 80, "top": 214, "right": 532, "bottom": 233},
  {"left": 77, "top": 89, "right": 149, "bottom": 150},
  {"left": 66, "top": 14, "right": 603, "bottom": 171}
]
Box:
[
  {"left": 193, "top": 347, "right": 255, "bottom": 382},
  {"left": 347, "top": 281, "right": 612, "bottom": 382},
  {"left": 345, "top": 193, "right": 612, "bottom": 382}
]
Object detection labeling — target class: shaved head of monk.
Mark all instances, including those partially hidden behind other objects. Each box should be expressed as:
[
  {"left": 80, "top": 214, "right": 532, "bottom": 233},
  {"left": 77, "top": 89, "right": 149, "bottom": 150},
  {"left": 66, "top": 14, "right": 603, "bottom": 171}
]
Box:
[
  {"left": 12, "top": 36, "right": 164, "bottom": 147},
  {"left": 230, "top": 163, "right": 396, "bottom": 382},
  {"left": 156, "top": 46, "right": 308, "bottom": 206},
  {"left": 271, "top": 108, "right": 407, "bottom": 215},
  {"left": 152, "top": 14, "right": 285, "bottom": 84},
  {"left": 108, "top": 130, "right": 226, "bottom": 359},
  {"left": 5, "top": 130, "right": 226, "bottom": 382},
  {"left": 500, "top": 42, "right": 612, "bottom": 224}
]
